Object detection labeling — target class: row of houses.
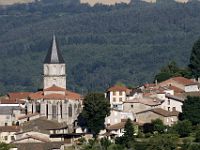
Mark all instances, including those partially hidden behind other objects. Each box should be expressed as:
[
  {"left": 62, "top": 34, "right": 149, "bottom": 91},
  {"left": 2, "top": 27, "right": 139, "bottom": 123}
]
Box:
[{"left": 102, "top": 76, "right": 200, "bottom": 138}]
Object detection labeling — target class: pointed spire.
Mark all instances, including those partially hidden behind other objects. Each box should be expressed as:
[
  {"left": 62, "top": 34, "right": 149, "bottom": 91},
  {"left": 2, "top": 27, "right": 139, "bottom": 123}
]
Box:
[{"left": 44, "top": 35, "right": 65, "bottom": 64}]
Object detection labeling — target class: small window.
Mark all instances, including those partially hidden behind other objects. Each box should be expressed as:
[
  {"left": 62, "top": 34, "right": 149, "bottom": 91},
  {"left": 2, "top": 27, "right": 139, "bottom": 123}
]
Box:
[
  {"left": 4, "top": 136, "right": 8, "bottom": 141},
  {"left": 119, "top": 91, "right": 123, "bottom": 96},
  {"left": 11, "top": 136, "right": 15, "bottom": 141},
  {"left": 168, "top": 100, "right": 170, "bottom": 105},
  {"left": 113, "top": 98, "right": 116, "bottom": 102},
  {"left": 168, "top": 107, "right": 170, "bottom": 111},
  {"left": 113, "top": 92, "right": 116, "bottom": 96},
  {"left": 131, "top": 105, "right": 133, "bottom": 108},
  {"left": 119, "top": 98, "right": 123, "bottom": 102}
]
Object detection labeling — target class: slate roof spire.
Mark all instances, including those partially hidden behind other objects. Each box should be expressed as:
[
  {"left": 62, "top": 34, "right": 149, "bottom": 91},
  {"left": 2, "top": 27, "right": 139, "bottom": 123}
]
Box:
[{"left": 44, "top": 35, "right": 65, "bottom": 64}]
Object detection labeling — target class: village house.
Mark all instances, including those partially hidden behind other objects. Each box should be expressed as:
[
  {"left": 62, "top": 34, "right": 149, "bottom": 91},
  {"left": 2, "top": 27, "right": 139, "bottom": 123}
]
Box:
[
  {"left": 136, "top": 108, "right": 179, "bottom": 126},
  {"left": 0, "top": 126, "right": 21, "bottom": 143}
]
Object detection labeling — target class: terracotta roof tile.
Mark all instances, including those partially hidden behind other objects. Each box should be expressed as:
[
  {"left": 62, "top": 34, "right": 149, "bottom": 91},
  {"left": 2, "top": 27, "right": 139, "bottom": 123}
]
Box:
[
  {"left": 167, "top": 85, "right": 184, "bottom": 93},
  {"left": 65, "top": 90, "right": 82, "bottom": 100},
  {"left": 43, "top": 94, "right": 66, "bottom": 100},
  {"left": 107, "top": 85, "right": 130, "bottom": 92},
  {"left": 152, "top": 108, "right": 179, "bottom": 117},
  {"left": 171, "top": 77, "right": 197, "bottom": 86},
  {"left": 0, "top": 126, "right": 21, "bottom": 132},
  {"left": 29, "top": 91, "right": 44, "bottom": 100},
  {"left": 0, "top": 99, "right": 25, "bottom": 104},
  {"left": 44, "top": 85, "right": 66, "bottom": 91},
  {"left": 8, "top": 92, "right": 33, "bottom": 100}
]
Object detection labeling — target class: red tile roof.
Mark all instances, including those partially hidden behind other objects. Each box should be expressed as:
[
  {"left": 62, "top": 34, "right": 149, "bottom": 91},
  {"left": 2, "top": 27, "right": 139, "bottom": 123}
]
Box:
[
  {"left": 167, "top": 85, "right": 184, "bottom": 93},
  {"left": 8, "top": 92, "right": 33, "bottom": 100},
  {"left": 107, "top": 85, "right": 130, "bottom": 92},
  {"left": 44, "top": 85, "right": 66, "bottom": 91},
  {"left": 0, "top": 99, "right": 25, "bottom": 104},
  {"left": 0, "top": 126, "right": 21, "bottom": 132},
  {"left": 29, "top": 91, "right": 44, "bottom": 100},
  {"left": 29, "top": 91, "right": 81, "bottom": 101},
  {"left": 171, "top": 77, "right": 197, "bottom": 86},
  {"left": 43, "top": 94, "right": 66, "bottom": 100},
  {"left": 152, "top": 108, "right": 179, "bottom": 117},
  {"left": 65, "top": 90, "right": 82, "bottom": 100}
]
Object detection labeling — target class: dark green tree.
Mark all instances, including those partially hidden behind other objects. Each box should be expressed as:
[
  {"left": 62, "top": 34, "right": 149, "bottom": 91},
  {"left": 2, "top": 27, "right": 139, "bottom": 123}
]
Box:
[
  {"left": 172, "top": 120, "right": 192, "bottom": 137},
  {"left": 182, "top": 96, "right": 200, "bottom": 125},
  {"left": 115, "top": 119, "right": 135, "bottom": 148},
  {"left": 189, "top": 38, "right": 200, "bottom": 78},
  {"left": 151, "top": 119, "right": 166, "bottom": 134},
  {"left": 78, "top": 93, "right": 110, "bottom": 137},
  {"left": 100, "top": 138, "right": 112, "bottom": 150},
  {"left": 155, "top": 61, "right": 191, "bottom": 82},
  {"left": 147, "top": 134, "right": 178, "bottom": 150}
]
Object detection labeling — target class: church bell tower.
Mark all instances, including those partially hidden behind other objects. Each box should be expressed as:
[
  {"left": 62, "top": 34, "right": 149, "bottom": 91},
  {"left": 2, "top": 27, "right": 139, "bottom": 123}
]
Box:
[{"left": 43, "top": 35, "right": 66, "bottom": 89}]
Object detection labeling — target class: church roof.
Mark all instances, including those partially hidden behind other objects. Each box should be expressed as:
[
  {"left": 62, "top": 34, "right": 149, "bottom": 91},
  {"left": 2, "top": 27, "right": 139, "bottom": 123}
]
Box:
[
  {"left": 44, "top": 35, "right": 65, "bottom": 64},
  {"left": 44, "top": 85, "right": 66, "bottom": 91}
]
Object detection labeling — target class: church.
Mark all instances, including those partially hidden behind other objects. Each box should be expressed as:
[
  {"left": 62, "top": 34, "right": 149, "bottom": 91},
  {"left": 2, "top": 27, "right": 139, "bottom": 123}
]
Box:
[{"left": 26, "top": 36, "right": 82, "bottom": 126}]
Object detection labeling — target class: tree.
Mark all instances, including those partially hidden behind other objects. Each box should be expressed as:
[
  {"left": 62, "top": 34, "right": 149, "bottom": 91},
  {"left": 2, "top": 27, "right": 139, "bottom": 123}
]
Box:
[
  {"left": 189, "top": 38, "right": 200, "bottom": 78},
  {"left": 100, "top": 138, "right": 112, "bottom": 150},
  {"left": 0, "top": 142, "right": 12, "bottom": 150},
  {"left": 143, "top": 119, "right": 165, "bottom": 134},
  {"left": 115, "top": 119, "right": 135, "bottom": 148},
  {"left": 182, "top": 96, "right": 200, "bottom": 125},
  {"left": 155, "top": 61, "right": 191, "bottom": 83},
  {"left": 172, "top": 120, "right": 192, "bottom": 138},
  {"left": 147, "top": 134, "right": 178, "bottom": 150},
  {"left": 151, "top": 119, "right": 166, "bottom": 134},
  {"left": 78, "top": 93, "right": 110, "bottom": 137}
]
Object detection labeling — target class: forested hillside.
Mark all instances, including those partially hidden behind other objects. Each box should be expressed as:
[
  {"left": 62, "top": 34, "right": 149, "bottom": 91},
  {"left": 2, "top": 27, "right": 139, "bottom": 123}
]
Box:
[{"left": 0, "top": 0, "right": 200, "bottom": 94}]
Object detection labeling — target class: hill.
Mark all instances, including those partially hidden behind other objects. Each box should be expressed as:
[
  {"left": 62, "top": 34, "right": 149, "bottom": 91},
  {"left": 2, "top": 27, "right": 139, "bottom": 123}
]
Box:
[
  {"left": 0, "top": 0, "right": 35, "bottom": 5},
  {"left": 0, "top": 0, "right": 200, "bottom": 94}
]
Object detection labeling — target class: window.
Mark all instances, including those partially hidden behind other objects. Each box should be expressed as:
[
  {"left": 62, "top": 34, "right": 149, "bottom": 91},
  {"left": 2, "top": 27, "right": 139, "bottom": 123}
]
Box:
[
  {"left": 119, "top": 91, "right": 123, "bottom": 96},
  {"left": 168, "top": 100, "right": 170, "bottom": 105},
  {"left": 113, "top": 92, "right": 116, "bottom": 96},
  {"left": 11, "top": 136, "right": 15, "bottom": 141},
  {"left": 113, "top": 98, "right": 116, "bottom": 102},
  {"left": 4, "top": 136, "right": 8, "bottom": 141},
  {"left": 74, "top": 104, "right": 77, "bottom": 114},
  {"left": 119, "top": 98, "right": 123, "bottom": 102},
  {"left": 52, "top": 105, "right": 57, "bottom": 119},
  {"left": 131, "top": 105, "right": 134, "bottom": 108},
  {"left": 168, "top": 107, "right": 170, "bottom": 111},
  {"left": 68, "top": 104, "right": 72, "bottom": 117}
]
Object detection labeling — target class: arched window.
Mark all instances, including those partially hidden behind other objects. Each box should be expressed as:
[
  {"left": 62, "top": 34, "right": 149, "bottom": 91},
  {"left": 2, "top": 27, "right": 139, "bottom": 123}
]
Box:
[
  {"left": 68, "top": 104, "right": 72, "bottom": 117},
  {"left": 77, "top": 103, "right": 82, "bottom": 114},
  {"left": 74, "top": 104, "right": 77, "bottom": 114}
]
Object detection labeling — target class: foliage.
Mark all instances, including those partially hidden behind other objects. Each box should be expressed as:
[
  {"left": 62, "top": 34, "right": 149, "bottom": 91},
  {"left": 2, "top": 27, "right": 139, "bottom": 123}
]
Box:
[
  {"left": 115, "top": 119, "right": 135, "bottom": 148},
  {"left": 195, "top": 128, "right": 200, "bottom": 142},
  {"left": 155, "top": 61, "right": 191, "bottom": 82},
  {"left": 100, "top": 138, "right": 112, "bottom": 150},
  {"left": 189, "top": 38, "right": 200, "bottom": 78},
  {"left": 182, "top": 96, "right": 200, "bottom": 125},
  {"left": 143, "top": 119, "right": 166, "bottom": 134},
  {"left": 0, "top": 0, "right": 200, "bottom": 93},
  {"left": 151, "top": 119, "right": 166, "bottom": 134},
  {"left": 146, "top": 134, "right": 179, "bottom": 150},
  {"left": 172, "top": 120, "right": 192, "bottom": 138},
  {"left": 0, "top": 142, "right": 12, "bottom": 150},
  {"left": 78, "top": 93, "right": 110, "bottom": 137}
]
